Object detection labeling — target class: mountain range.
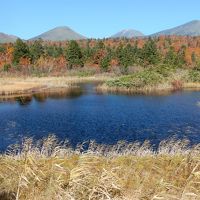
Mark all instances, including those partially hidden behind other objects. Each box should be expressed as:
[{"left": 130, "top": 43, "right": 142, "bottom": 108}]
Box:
[
  {"left": 152, "top": 20, "right": 200, "bottom": 36},
  {"left": 1, "top": 20, "right": 200, "bottom": 43}
]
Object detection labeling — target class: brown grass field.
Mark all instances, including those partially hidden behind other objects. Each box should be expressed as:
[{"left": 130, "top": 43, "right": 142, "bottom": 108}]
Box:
[
  {"left": 0, "top": 76, "right": 110, "bottom": 96},
  {"left": 0, "top": 135, "right": 200, "bottom": 200}
]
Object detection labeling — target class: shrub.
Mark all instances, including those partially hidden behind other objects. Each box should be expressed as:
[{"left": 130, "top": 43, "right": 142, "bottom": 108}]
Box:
[
  {"left": 171, "top": 80, "right": 183, "bottom": 91},
  {"left": 107, "top": 69, "right": 163, "bottom": 88},
  {"left": 154, "top": 64, "right": 175, "bottom": 77},
  {"left": 3, "top": 63, "right": 11, "bottom": 72},
  {"left": 188, "top": 70, "right": 200, "bottom": 82},
  {"left": 119, "top": 65, "right": 128, "bottom": 75},
  {"left": 0, "top": 45, "right": 6, "bottom": 53},
  {"left": 76, "top": 69, "right": 96, "bottom": 77}
]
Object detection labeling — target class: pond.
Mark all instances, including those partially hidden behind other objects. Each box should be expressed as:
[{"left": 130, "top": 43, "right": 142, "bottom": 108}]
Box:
[{"left": 0, "top": 83, "right": 200, "bottom": 150}]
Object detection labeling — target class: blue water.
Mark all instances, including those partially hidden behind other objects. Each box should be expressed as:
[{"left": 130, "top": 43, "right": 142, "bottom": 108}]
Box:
[{"left": 0, "top": 83, "right": 200, "bottom": 150}]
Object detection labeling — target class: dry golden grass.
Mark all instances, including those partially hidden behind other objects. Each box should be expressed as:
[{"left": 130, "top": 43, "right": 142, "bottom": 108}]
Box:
[
  {"left": 0, "top": 76, "right": 110, "bottom": 96},
  {"left": 0, "top": 135, "right": 200, "bottom": 200},
  {"left": 184, "top": 82, "right": 200, "bottom": 91}
]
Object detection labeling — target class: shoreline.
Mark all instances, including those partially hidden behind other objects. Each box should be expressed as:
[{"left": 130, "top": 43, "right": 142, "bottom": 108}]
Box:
[
  {"left": 96, "top": 82, "right": 200, "bottom": 95},
  {"left": 1, "top": 75, "right": 200, "bottom": 97},
  {"left": 0, "top": 76, "right": 111, "bottom": 96}
]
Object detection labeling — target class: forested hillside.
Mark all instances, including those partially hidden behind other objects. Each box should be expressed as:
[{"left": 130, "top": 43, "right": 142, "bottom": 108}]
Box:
[{"left": 1, "top": 36, "right": 200, "bottom": 76}]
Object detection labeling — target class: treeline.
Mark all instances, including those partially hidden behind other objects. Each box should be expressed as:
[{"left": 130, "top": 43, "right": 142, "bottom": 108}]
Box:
[{"left": 1, "top": 36, "right": 200, "bottom": 75}]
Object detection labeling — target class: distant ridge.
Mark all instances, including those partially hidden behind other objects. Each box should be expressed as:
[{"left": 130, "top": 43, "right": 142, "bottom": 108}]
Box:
[
  {"left": 111, "top": 29, "right": 144, "bottom": 38},
  {"left": 1, "top": 20, "right": 200, "bottom": 43},
  {"left": 152, "top": 20, "right": 200, "bottom": 36},
  {"left": 0, "top": 32, "right": 18, "bottom": 43},
  {"left": 30, "top": 26, "right": 87, "bottom": 41}
]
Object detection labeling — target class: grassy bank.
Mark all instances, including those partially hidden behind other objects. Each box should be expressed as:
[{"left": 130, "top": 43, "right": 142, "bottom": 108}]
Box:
[
  {"left": 1, "top": 67, "right": 200, "bottom": 97},
  {"left": 0, "top": 135, "right": 200, "bottom": 200},
  {"left": 97, "top": 67, "right": 200, "bottom": 94}
]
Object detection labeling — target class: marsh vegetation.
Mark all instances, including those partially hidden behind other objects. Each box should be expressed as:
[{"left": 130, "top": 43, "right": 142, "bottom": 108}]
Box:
[{"left": 0, "top": 135, "right": 200, "bottom": 200}]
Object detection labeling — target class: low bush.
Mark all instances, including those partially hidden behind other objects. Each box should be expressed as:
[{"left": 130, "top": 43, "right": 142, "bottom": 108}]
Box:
[
  {"left": 107, "top": 69, "right": 164, "bottom": 88},
  {"left": 187, "top": 70, "right": 200, "bottom": 82},
  {"left": 2, "top": 63, "right": 11, "bottom": 72},
  {"left": 154, "top": 64, "right": 176, "bottom": 77}
]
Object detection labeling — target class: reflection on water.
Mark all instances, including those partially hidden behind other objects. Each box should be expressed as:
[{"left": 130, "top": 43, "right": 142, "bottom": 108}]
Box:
[
  {"left": 0, "top": 83, "right": 200, "bottom": 151},
  {"left": 0, "top": 87, "right": 83, "bottom": 105},
  {"left": 196, "top": 101, "right": 200, "bottom": 107},
  {"left": 16, "top": 96, "right": 33, "bottom": 106}
]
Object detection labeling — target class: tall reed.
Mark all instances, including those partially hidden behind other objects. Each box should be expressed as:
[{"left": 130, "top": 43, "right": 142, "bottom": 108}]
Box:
[{"left": 0, "top": 135, "right": 200, "bottom": 200}]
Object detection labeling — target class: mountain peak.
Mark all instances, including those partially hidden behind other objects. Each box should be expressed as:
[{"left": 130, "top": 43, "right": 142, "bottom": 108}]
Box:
[
  {"left": 111, "top": 29, "right": 144, "bottom": 38},
  {"left": 50, "top": 26, "right": 71, "bottom": 31},
  {"left": 30, "top": 26, "right": 86, "bottom": 41}
]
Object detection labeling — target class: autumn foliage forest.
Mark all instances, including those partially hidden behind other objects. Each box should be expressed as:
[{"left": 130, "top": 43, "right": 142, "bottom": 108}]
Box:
[{"left": 1, "top": 36, "right": 200, "bottom": 76}]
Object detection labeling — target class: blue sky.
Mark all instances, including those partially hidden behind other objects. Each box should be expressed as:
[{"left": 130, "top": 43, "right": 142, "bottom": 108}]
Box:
[{"left": 1, "top": 0, "right": 200, "bottom": 39}]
